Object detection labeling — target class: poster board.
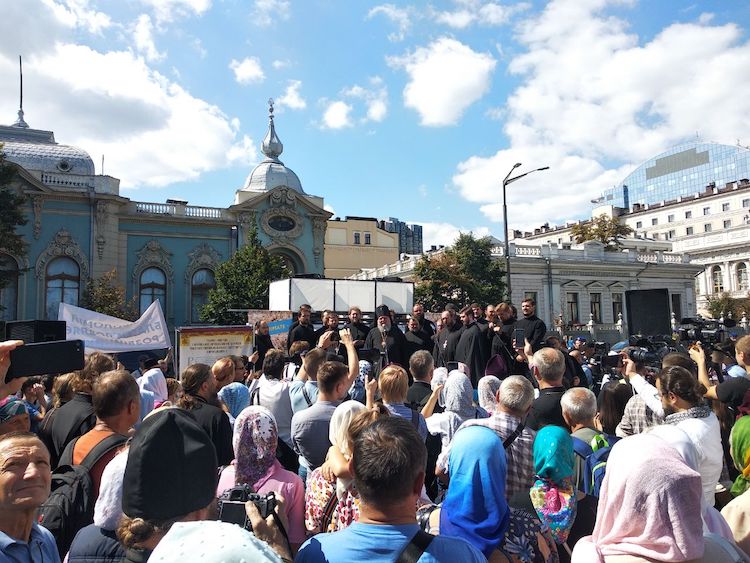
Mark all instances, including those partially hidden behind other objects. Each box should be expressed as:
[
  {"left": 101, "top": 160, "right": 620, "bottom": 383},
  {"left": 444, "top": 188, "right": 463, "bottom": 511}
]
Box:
[
  {"left": 246, "top": 310, "right": 294, "bottom": 350},
  {"left": 177, "top": 326, "right": 254, "bottom": 376}
]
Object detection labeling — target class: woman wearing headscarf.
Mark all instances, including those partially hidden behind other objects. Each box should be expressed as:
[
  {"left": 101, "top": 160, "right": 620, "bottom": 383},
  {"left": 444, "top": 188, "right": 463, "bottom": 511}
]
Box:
[
  {"left": 304, "top": 401, "right": 368, "bottom": 535},
  {"left": 420, "top": 425, "right": 558, "bottom": 562},
  {"left": 423, "top": 370, "right": 488, "bottom": 451},
  {"left": 217, "top": 381, "right": 250, "bottom": 426},
  {"left": 216, "top": 406, "right": 306, "bottom": 551},
  {"left": 478, "top": 375, "right": 502, "bottom": 416},
  {"left": 649, "top": 424, "right": 735, "bottom": 541},
  {"left": 721, "top": 415, "right": 750, "bottom": 554},
  {"left": 572, "top": 433, "right": 746, "bottom": 562},
  {"left": 510, "top": 426, "right": 597, "bottom": 563}
]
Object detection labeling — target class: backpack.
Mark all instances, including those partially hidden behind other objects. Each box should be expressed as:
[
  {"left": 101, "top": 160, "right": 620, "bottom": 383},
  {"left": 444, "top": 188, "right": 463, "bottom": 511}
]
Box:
[
  {"left": 37, "top": 433, "right": 127, "bottom": 556},
  {"left": 572, "top": 433, "right": 619, "bottom": 497}
]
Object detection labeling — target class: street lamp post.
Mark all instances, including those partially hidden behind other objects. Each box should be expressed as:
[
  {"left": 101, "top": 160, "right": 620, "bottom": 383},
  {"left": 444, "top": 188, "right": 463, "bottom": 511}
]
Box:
[{"left": 501, "top": 163, "right": 550, "bottom": 303}]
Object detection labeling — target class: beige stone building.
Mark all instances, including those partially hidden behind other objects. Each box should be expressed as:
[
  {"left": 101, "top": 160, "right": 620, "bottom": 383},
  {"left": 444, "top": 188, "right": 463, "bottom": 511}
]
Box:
[{"left": 324, "top": 216, "right": 399, "bottom": 278}]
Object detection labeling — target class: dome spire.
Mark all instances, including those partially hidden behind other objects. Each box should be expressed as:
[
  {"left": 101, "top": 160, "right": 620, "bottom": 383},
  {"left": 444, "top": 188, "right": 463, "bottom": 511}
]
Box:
[
  {"left": 261, "top": 98, "right": 283, "bottom": 161},
  {"left": 12, "top": 55, "right": 29, "bottom": 128}
]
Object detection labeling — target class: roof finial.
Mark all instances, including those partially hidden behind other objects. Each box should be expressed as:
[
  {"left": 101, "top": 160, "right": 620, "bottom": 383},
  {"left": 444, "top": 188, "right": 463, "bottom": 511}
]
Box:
[
  {"left": 12, "top": 55, "right": 29, "bottom": 129},
  {"left": 261, "top": 97, "right": 283, "bottom": 160}
]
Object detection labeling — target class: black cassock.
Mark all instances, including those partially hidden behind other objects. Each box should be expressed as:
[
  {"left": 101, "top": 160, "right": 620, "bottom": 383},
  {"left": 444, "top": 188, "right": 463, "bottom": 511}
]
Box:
[
  {"left": 455, "top": 321, "right": 489, "bottom": 387},
  {"left": 364, "top": 325, "right": 407, "bottom": 376}
]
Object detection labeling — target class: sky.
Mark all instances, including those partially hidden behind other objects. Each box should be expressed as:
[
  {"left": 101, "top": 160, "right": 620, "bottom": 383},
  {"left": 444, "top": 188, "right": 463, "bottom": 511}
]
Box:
[{"left": 2, "top": 0, "right": 750, "bottom": 250}]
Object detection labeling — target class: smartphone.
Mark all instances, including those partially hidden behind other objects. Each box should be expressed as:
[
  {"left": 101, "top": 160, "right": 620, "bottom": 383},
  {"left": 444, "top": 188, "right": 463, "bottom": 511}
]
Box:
[
  {"left": 446, "top": 361, "right": 460, "bottom": 372},
  {"left": 6, "top": 340, "right": 85, "bottom": 381},
  {"left": 601, "top": 354, "right": 623, "bottom": 369},
  {"left": 513, "top": 328, "right": 525, "bottom": 347}
]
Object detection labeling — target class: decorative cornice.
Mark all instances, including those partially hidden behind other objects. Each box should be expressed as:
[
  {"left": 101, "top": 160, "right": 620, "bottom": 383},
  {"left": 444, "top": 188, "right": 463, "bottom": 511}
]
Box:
[
  {"left": 132, "top": 240, "right": 174, "bottom": 282},
  {"left": 185, "top": 243, "right": 222, "bottom": 282},
  {"left": 35, "top": 229, "right": 89, "bottom": 280}
]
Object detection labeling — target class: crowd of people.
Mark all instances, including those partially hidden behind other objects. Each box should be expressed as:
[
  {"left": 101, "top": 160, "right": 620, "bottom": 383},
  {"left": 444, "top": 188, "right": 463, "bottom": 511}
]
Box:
[{"left": 3, "top": 299, "right": 750, "bottom": 563}]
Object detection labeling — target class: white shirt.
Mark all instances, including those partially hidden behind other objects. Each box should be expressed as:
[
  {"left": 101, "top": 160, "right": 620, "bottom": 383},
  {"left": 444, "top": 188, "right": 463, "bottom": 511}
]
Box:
[
  {"left": 673, "top": 412, "right": 724, "bottom": 507},
  {"left": 137, "top": 367, "right": 168, "bottom": 403},
  {"left": 253, "top": 375, "right": 294, "bottom": 447}
]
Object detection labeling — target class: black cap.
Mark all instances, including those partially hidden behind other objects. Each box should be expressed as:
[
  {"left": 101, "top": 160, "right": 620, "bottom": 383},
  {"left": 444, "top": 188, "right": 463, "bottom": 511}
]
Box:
[
  {"left": 123, "top": 409, "right": 218, "bottom": 520},
  {"left": 375, "top": 305, "right": 390, "bottom": 318},
  {"left": 143, "top": 357, "right": 159, "bottom": 369}
]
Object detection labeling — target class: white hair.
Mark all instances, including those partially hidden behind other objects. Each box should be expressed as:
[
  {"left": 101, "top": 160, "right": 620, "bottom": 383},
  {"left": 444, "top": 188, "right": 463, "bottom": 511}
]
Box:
[
  {"left": 560, "top": 387, "right": 597, "bottom": 425},
  {"left": 497, "top": 375, "right": 534, "bottom": 414}
]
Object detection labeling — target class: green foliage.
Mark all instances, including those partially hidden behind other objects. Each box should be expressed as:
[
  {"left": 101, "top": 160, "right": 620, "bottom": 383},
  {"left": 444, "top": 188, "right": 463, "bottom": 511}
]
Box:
[
  {"left": 414, "top": 232, "right": 506, "bottom": 311},
  {"left": 200, "top": 227, "right": 289, "bottom": 325},
  {"left": 81, "top": 269, "right": 139, "bottom": 321},
  {"left": 0, "top": 145, "right": 28, "bottom": 302},
  {"left": 570, "top": 215, "right": 634, "bottom": 250},
  {"left": 706, "top": 293, "right": 750, "bottom": 320}
]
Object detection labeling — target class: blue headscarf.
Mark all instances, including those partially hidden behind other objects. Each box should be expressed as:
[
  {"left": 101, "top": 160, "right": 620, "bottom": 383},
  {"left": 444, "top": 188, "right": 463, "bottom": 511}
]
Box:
[
  {"left": 533, "top": 425, "right": 575, "bottom": 483},
  {"left": 218, "top": 382, "right": 250, "bottom": 419},
  {"left": 440, "top": 425, "right": 510, "bottom": 557}
]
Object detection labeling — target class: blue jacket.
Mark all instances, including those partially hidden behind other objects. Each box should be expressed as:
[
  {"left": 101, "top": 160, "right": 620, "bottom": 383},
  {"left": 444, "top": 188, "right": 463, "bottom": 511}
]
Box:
[{"left": 67, "top": 525, "right": 125, "bottom": 563}]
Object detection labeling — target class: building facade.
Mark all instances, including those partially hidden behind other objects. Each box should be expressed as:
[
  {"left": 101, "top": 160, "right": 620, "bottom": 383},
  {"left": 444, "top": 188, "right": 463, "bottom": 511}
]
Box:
[
  {"left": 324, "top": 216, "right": 399, "bottom": 278},
  {"left": 597, "top": 141, "right": 750, "bottom": 209},
  {"left": 0, "top": 102, "right": 331, "bottom": 331},
  {"left": 379, "top": 217, "right": 423, "bottom": 255}
]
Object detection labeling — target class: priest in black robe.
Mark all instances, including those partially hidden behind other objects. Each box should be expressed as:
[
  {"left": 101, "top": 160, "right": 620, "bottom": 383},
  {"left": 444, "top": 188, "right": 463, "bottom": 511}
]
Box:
[
  {"left": 364, "top": 305, "right": 407, "bottom": 376},
  {"left": 455, "top": 305, "right": 489, "bottom": 387}
]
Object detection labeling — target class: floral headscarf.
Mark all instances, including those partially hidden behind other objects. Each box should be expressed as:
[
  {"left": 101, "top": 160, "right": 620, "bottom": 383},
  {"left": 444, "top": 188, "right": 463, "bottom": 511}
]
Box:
[
  {"left": 477, "top": 375, "right": 501, "bottom": 414},
  {"left": 233, "top": 406, "right": 278, "bottom": 488},
  {"left": 530, "top": 425, "right": 577, "bottom": 545},
  {"left": 731, "top": 415, "right": 750, "bottom": 496}
]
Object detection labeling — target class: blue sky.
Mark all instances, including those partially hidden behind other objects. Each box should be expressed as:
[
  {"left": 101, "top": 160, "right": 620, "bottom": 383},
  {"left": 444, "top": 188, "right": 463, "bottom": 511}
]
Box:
[{"left": 2, "top": 0, "right": 750, "bottom": 248}]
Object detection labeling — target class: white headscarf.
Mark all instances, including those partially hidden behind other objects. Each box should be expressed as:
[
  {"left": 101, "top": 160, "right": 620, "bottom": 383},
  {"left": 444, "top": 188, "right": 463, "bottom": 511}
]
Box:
[
  {"left": 149, "top": 521, "right": 281, "bottom": 563},
  {"left": 431, "top": 367, "right": 449, "bottom": 408},
  {"left": 328, "top": 400, "right": 366, "bottom": 499},
  {"left": 445, "top": 370, "right": 480, "bottom": 419},
  {"left": 477, "top": 375, "right": 501, "bottom": 413},
  {"left": 93, "top": 447, "right": 129, "bottom": 530}
]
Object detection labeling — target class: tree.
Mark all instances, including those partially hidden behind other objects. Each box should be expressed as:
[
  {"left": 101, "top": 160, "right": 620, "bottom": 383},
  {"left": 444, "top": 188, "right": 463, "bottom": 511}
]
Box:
[
  {"left": 705, "top": 293, "right": 750, "bottom": 321},
  {"left": 570, "top": 215, "right": 633, "bottom": 250},
  {"left": 80, "top": 269, "right": 139, "bottom": 320},
  {"left": 0, "top": 144, "right": 28, "bottom": 302},
  {"left": 414, "top": 232, "right": 506, "bottom": 311},
  {"left": 200, "top": 227, "right": 289, "bottom": 325}
]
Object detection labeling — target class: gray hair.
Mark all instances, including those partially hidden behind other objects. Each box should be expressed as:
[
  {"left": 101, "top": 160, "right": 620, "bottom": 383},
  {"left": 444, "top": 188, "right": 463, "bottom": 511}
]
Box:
[
  {"left": 533, "top": 348, "right": 565, "bottom": 383},
  {"left": 409, "top": 350, "right": 434, "bottom": 381},
  {"left": 497, "top": 375, "right": 534, "bottom": 414},
  {"left": 560, "top": 387, "right": 598, "bottom": 425}
]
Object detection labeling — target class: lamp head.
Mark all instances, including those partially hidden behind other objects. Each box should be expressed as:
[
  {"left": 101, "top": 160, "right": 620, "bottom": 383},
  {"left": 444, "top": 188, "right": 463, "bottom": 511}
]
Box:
[{"left": 513, "top": 162, "right": 522, "bottom": 168}]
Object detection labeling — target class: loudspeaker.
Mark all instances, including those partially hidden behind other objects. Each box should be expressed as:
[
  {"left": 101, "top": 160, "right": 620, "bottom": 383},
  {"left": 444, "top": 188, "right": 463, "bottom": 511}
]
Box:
[
  {"left": 5, "top": 320, "right": 67, "bottom": 343},
  {"left": 625, "top": 289, "right": 671, "bottom": 337}
]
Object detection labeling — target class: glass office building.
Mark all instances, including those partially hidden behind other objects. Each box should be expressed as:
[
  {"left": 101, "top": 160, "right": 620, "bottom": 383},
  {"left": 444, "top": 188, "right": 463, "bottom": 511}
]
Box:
[{"left": 599, "top": 142, "right": 750, "bottom": 209}]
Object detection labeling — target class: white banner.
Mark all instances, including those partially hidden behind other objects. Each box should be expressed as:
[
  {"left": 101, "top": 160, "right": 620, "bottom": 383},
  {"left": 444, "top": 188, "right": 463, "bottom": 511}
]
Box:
[{"left": 59, "top": 301, "right": 170, "bottom": 353}]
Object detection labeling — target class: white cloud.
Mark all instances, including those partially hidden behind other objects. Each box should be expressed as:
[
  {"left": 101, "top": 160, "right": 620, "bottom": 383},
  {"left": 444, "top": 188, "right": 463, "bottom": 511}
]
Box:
[
  {"left": 321, "top": 101, "right": 353, "bottom": 129},
  {"left": 388, "top": 37, "right": 496, "bottom": 126},
  {"left": 449, "top": 0, "right": 750, "bottom": 231},
  {"left": 229, "top": 57, "right": 265, "bottom": 85},
  {"left": 43, "top": 0, "right": 112, "bottom": 34},
  {"left": 276, "top": 80, "right": 306, "bottom": 110},
  {"left": 417, "top": 222, "right": 492, "bottom": 249},
  {"left": 252, "top": 0, "right": 291, "bottom": 27},
  {"left": 0, "top": 41, "right": 255, "bottom": 189},
  {"left": 272, "top": 59, "right": 290, "bottom": 69},
  {"left": 324, "top": 203, "right": 337, "bottom": 216},
  {"left": 485, "top": 106, "right": 504, "bottom": 120},
  {"left": 431, "top": 1, "right": 530, "bottom": 28},
  {"left": 367, "top": 4, "right": 413, "bottom": 42},
  {"left": 132, "top": 14, "right": 164, "bottom": 62},
  {"left": 342, "top": 77, "right": 388, "bottom": 123},
  {"left": 139, "top": 0, "right": 211, "bottom": 22}
]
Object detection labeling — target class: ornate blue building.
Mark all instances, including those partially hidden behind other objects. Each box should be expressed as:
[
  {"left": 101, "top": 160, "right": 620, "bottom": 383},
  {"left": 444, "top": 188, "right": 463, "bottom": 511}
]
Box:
[{"left": 0, "top": 102, "right": 331, "bottom": 330}]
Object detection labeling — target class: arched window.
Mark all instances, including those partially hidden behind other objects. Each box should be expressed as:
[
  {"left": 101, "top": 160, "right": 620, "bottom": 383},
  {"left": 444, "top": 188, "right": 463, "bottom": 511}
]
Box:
[
  {"left": 737, "top": 263, "right": 748, "bottom": 292},
  {"left": 45, "top": 257, "right": 79, "bottom": 320},
  {"left": 191, "top": 269, "right": 215, "bottom": 322},
  {"left": 139, "top": 267, "right": 166, "bottom": 315},
  {"left": 712, "top": 266, "right": 724, "bottom": 294},
  {"left": 0, "top": 254, "right": 19, "bottom": 321}
]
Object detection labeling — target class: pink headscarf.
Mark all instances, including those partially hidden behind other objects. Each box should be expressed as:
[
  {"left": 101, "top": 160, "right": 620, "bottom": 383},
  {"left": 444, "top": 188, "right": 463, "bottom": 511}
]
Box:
[{"left": 573, "top": 433, "right": 704, "bottom": 562}]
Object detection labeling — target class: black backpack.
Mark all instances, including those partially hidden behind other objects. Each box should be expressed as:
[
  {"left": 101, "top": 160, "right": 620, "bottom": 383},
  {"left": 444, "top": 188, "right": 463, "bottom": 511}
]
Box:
[{"left": 37, "top": 433, "right": 127, "bottom": 557}]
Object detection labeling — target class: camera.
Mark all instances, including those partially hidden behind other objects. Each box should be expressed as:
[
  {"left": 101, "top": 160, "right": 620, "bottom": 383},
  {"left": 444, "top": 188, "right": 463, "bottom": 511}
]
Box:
[
  {"left": 677, "top": 317, "right": 732, "bottom": 346},
  {"left": 627, "top": 348, "right": 660, "bottom": 365},
  {"left": 217, "top": 486, "right": 276, "bottom": 531}
]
